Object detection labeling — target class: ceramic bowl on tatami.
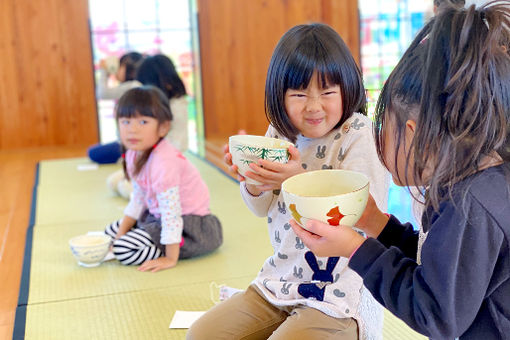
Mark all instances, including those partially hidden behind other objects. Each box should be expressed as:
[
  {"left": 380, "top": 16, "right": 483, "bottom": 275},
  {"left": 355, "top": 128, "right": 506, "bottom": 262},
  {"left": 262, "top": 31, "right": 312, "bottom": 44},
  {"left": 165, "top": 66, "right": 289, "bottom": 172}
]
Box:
[
  {"left": 69, "top": 234, "right": 112, "bottom": 267},
  {"left": 281, "top": 169, "right": 369, "bottom": 230},
  {"left": 229, "top": 135, "right": 293, "bottom": 185}
]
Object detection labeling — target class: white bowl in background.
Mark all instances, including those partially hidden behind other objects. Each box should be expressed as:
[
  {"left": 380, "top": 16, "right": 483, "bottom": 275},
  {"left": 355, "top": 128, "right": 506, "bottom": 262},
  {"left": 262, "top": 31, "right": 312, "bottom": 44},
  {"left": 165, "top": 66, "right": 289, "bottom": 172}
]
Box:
[
  {"left": 229, "top": 135, "right": 293, "bottom": 185},
  {"left": 69, "top": 234, "right": 112, "bottom": 267}
]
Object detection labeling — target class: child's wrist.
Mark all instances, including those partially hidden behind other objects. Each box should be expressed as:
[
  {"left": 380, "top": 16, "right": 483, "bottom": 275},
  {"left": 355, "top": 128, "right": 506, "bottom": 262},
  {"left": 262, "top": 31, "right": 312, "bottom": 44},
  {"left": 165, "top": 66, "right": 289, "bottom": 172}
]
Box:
[
  {"left": 245, "top": 183, "right": 263, "bottom": 197},
  {"left": 349, "top": 238, "right": 365, "bottom": 261}
]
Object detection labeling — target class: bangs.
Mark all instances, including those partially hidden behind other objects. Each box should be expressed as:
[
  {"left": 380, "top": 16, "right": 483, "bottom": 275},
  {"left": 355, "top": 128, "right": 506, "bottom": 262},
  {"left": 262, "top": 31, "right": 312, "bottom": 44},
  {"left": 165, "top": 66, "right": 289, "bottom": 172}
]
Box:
[
  {"left": 284, "top": 43, "right": 342, "bottom": 90},
  {"left": 115, "top": 86, "right": 171, "bottom": 122},
  {"left": 115, "top": 98, "right": 157, "bottom": 119}
]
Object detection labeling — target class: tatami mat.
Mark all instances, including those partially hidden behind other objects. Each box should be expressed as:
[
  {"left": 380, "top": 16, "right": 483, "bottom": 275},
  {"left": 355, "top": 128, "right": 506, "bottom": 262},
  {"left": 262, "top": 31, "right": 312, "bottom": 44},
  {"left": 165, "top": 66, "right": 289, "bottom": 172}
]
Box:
[
  {"left": 28, "top": 218, "right": 269, "bottom": 304},
  {"left": 24, "top": 277, "right": 253, "bottom": 340},
  {"left": 17, "top": 153, "right": 426, "bottom": 339}
]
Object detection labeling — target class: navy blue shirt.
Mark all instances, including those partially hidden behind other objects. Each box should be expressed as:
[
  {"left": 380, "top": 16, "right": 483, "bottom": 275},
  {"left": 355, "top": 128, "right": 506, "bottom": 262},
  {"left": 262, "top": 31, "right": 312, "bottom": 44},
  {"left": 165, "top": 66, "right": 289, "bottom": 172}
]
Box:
[{"left": 349, "top": 165, "right": 510, "bottom": 339}]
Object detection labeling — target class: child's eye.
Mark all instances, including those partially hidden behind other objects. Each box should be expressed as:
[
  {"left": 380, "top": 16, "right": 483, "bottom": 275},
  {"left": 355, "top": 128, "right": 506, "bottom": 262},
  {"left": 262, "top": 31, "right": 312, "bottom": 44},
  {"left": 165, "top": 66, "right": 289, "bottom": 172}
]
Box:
[
  {"left": 323, "top": 91, "right": 337, "bottom": 96},
  {"left": 140, "top": 120, "right": 148, "bottom": 125},
  {"left": 291, "top": 94, "right": 306, "bottom": 98},
  {"left": 120, "top": 119, "right": 129, "bottom": 125}
]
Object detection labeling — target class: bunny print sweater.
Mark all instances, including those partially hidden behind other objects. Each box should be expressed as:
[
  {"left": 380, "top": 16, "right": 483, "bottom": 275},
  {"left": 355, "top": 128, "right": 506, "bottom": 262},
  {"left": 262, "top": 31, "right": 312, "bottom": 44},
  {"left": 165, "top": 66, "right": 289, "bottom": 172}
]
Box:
[{"left": 241, "top": 113, "right": 390, "bottom": 339}]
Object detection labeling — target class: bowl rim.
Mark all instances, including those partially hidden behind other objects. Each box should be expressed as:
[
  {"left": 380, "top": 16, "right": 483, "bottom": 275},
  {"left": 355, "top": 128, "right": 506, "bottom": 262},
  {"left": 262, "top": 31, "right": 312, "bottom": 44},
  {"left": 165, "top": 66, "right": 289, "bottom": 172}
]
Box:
[
  {"left": 69, "top": 234, "right": 112, "bottom": 247},
  {"left": 282, "top": 169, "right": 369, "bottom": 198},
  {"left": 229, "top": 134, "right": 293, "bottom": 149}
]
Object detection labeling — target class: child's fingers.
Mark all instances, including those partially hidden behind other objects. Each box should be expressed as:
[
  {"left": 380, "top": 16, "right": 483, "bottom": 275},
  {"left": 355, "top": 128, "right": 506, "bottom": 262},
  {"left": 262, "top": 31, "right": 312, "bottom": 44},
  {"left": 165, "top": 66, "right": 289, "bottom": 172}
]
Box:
[
  {"left": 223, "top": 152, "right": 233, "bottom": 166},
  {"left": 248, "top": 162, "right": 281, "bottom": 180},
  {"left": 290, "top": 220, "right": 321, "bottom": 241},
  {"left": 288, "top": 145, "right": 301, "bottom": 161},
  {"left": 302, "top": 219, "right": 331, "bottom": 237},
  {"left": 244, "top": 170, "right": 279, "bottom": 186},
  {"left": 257, "top": 159, "right": 285, "bottom": 172}
]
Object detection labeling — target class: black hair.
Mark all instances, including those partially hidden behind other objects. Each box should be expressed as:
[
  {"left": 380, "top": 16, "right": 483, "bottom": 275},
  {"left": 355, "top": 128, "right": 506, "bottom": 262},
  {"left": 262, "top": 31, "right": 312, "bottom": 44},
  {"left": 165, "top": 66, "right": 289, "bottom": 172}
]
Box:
[
  {"left": 265, "top": 23, "right": 366, "bottom": 143},
  {"left": 136, "top": 54, "right": 187, "bottom": 100},
  {"left": 116, "top": 85, "right": 173, "bottom": 178},
  {"left": 434, "top": 0, "right": 466, "bottom": 7},
  {"left": 374, "top": 1, "right": 510, "bottom": 212},
  {"left": 119, "top": 52, "right": 144, "bottom": 82}
]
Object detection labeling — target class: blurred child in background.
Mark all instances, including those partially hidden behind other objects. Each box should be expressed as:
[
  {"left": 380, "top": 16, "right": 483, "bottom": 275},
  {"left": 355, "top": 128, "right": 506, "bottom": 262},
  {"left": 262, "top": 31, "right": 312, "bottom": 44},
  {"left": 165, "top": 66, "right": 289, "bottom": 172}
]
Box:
[{"left": 104, "top": 86, "right": 222, "bottom": 272}]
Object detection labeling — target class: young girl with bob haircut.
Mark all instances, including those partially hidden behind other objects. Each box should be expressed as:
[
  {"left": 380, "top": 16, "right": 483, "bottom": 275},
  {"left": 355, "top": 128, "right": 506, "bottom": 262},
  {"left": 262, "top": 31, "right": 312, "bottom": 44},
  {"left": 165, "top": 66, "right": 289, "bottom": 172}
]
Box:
[
  {"left": 292, "top": 3, "right": 510, "bottom": 339},
  {"left": 104, "top": 86, "right": 222, "bottom": 272},
  {"left": 188, "top": 23, "right": 390, "bottom": 340}
]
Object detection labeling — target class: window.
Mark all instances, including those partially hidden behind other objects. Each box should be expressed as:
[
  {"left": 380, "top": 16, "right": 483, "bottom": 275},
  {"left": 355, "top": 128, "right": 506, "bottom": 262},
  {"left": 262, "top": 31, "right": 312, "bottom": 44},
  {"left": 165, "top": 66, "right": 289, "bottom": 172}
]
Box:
[
  {"left": 360, "top": 0, "right": 434, "bottom": 226},
  {"left": 88, "top": 0, "right": 201, "bottom": 153}
]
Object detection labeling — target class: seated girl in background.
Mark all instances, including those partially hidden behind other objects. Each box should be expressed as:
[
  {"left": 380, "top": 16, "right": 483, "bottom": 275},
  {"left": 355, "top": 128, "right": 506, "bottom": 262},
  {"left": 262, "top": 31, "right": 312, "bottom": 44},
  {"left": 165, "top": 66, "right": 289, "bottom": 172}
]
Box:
[
  {"left": 89, "top": 52, "right": 144, "bottom": 164},
  {"left": 89, "top": 54, "right": 189, "bottom": 167},
  {"left": 292, "top": 3, "right": 510, "bottom": 339},
  {"left": 96, "top": 51, "right": 144, "bottom": 100},
  {"left": 137, "top": 54, "right": 189, "bottom": 153},
  {"left": 104, "top": 54, "right": 191, "bottom": 198},
  {"left": 104, "top": 86, "right": 222, "bottom": 272}
]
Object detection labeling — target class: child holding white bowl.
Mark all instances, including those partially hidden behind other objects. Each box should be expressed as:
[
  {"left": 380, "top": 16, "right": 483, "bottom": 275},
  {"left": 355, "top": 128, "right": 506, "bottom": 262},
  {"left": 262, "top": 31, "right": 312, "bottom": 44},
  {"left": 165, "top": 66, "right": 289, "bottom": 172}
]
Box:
[
  {"left": 188, "top": 23, "right": 390, "bottom": 340},
  {"left": 291, "top": 4, "right": 510, "bottom": 339}
]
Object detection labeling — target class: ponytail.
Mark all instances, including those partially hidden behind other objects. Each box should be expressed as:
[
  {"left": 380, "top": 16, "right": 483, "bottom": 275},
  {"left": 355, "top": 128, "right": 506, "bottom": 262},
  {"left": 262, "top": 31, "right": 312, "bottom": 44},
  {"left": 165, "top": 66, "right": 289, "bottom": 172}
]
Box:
[{"left": 415, "top": 1, "right": 510, "bottom": 210}]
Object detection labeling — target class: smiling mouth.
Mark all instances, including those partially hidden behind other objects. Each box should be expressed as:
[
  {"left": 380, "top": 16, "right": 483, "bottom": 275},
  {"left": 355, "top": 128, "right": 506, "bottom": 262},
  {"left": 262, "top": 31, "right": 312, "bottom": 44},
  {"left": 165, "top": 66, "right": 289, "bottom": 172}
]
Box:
[
  {"left": 127, "top": 139, "right": 139, "bottom": 144},
  {"left": 306, "top": 118, "right": 324, "bottom": 125}
]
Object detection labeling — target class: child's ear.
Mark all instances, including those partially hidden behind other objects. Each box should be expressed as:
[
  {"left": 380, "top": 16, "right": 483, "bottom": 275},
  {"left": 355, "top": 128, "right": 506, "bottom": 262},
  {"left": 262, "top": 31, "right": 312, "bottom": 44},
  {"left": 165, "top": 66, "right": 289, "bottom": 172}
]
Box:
[{"left": 158, "top": 121, "right": 171, "bottom": 137}]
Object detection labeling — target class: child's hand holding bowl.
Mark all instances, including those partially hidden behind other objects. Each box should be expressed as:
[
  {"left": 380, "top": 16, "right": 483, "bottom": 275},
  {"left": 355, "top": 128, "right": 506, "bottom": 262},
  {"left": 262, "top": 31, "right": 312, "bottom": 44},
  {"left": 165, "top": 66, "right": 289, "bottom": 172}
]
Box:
[
  {"left": 290, "top": 193, "right": 390, "bottom": 258},
  {"left": 228, "top": 135, "right": 297, "bottom": 192}
]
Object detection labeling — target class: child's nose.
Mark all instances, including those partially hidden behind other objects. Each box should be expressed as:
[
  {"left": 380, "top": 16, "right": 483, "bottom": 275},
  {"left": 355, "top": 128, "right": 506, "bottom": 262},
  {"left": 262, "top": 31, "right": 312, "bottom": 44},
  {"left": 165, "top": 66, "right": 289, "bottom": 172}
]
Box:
[
  {"left": 305, "top": 97, "right": 322, "bottom": 112},
  {"left": 127, "top": 123, "right": 139, "bottom": 132}
]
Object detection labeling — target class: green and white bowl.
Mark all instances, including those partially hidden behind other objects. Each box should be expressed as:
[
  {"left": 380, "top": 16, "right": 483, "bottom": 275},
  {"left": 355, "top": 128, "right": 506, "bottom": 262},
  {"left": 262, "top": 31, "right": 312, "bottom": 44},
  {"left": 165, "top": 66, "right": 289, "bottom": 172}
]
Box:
[{"left": 229, "top": 135, "right": 293, "bottom": 185}]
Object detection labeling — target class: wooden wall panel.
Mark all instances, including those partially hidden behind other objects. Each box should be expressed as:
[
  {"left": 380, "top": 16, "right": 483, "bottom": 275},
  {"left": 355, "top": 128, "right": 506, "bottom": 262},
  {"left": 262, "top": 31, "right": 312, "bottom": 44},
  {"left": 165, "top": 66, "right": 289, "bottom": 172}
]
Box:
[
  {"left": 196, "top": 0, "right": 360, "bottom": 165},
  {"left": 0, "top": 0, "right": 97, "bottom": 149}
]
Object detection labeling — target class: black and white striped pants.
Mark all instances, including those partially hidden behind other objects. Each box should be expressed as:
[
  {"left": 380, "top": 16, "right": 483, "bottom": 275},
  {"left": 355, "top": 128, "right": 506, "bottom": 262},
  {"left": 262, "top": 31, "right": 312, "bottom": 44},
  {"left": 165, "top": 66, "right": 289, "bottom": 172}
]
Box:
[{"left": 105, "top": 220, "right": 162, "bottom": 265}]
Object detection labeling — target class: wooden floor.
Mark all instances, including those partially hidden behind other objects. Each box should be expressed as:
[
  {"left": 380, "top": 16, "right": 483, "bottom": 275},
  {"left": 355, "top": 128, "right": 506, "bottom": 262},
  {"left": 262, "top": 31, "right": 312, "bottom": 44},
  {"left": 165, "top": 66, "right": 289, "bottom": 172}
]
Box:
[{"left": 0, "top": 145, "right": 88, "bottom": 340}]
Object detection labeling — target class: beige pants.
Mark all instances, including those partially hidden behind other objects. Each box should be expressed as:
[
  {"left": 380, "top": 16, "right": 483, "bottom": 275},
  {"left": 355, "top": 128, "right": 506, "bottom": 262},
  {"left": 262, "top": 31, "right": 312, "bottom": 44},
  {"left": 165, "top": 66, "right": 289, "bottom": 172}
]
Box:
[{"left": 187, "top": 285, "right": 358, "bottom": 340}]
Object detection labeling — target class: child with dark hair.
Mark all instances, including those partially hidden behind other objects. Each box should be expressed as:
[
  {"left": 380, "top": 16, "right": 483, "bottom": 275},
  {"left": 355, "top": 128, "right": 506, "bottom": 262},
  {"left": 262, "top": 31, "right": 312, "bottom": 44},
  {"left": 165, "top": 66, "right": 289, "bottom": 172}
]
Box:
[
  {"left": 292, "top": 3, "right": 510, "bottom": 339},
  {"left": 136, "top": 54, "right": 189, "bottom": 152},
  {"left": 188, "top": 23, "right": 390, "bottom": 340},
  {"left": 104, "top": 86, "right": 222, "bottom": 272},
  {"left": 89, "top": 54, "right": 189, "bottom": 165},
  {"left": 96, "top": 51, "right": 144, "bottom": 100}
]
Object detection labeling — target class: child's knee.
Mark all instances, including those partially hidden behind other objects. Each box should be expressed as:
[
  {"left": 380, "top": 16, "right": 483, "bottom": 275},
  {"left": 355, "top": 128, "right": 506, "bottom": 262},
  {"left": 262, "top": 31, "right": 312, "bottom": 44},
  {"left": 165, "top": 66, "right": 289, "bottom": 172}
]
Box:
[
  {"left": 104, "top": 220, "right": 121, "bottom": 237},
  {"left": 186, "top": 316, "right": 213, "bottom": 340}
]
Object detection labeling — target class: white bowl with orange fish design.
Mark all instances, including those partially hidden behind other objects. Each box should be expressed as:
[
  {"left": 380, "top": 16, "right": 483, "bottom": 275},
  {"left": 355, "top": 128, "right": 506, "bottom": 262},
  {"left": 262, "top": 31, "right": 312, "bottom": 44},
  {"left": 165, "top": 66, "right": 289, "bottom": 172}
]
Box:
[{"left": 281, "top": 170, "right": 369, "bottom": 230}]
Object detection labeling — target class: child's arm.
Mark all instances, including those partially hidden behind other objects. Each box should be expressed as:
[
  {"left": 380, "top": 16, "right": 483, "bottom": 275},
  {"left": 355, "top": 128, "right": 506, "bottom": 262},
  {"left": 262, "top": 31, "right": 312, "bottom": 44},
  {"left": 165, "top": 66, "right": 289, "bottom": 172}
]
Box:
[
  {"left": 239, "top": 181, "right": 274, "bottom": 217},
  {"left": 138, "top": 186, "right": 183, "bottom": 272},
  {"left": 116, "top": 215, "right": 137, "bottom": 238},
  {"left": 119, "top": 181, "right": 146, "bottom": 238}
]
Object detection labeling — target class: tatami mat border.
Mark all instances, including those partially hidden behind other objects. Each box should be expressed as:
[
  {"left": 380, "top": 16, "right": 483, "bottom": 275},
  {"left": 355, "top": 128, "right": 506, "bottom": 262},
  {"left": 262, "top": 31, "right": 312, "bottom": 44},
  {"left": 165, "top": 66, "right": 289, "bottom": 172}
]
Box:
[{"left": 13, "top": 162, "right": 39, "bottom": 339}]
